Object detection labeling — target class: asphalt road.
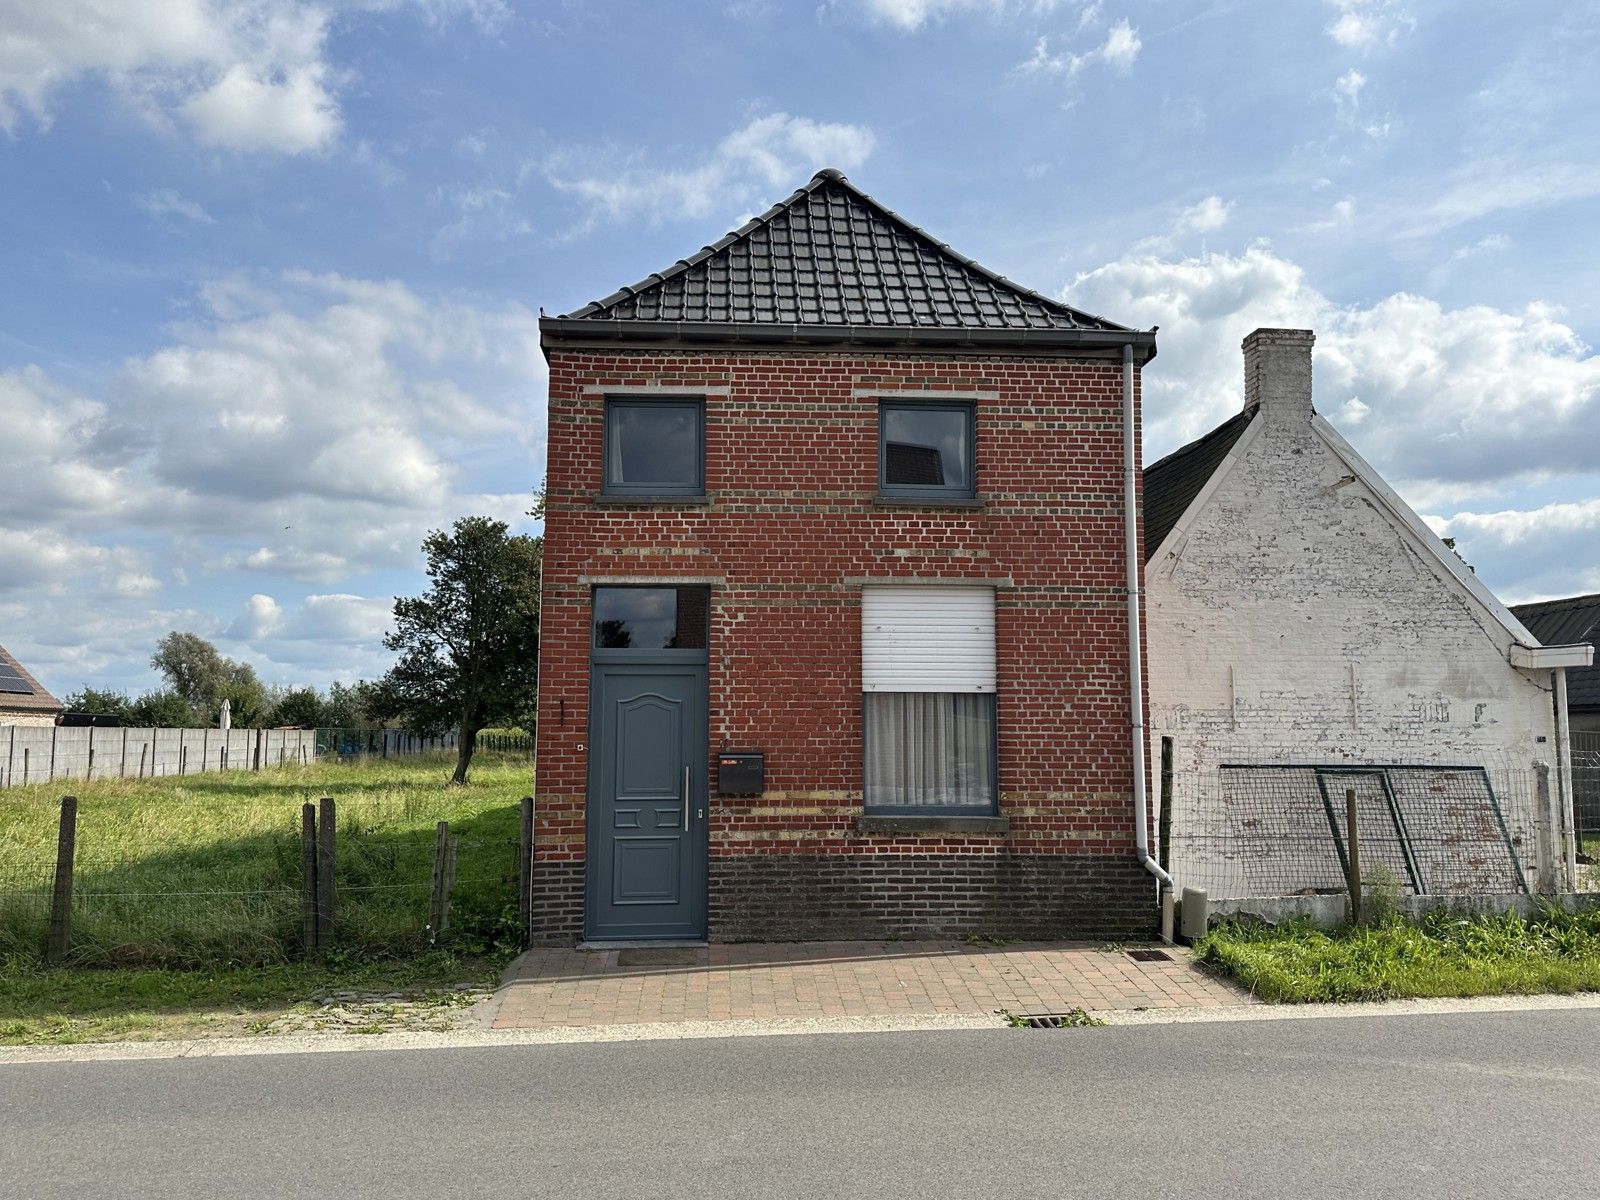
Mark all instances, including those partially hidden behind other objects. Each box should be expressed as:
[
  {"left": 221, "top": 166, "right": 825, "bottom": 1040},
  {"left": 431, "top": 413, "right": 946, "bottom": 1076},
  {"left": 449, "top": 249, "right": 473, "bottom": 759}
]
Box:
[{"left": 4, "top": 1009, "right": 1597, "bottom": 1199}]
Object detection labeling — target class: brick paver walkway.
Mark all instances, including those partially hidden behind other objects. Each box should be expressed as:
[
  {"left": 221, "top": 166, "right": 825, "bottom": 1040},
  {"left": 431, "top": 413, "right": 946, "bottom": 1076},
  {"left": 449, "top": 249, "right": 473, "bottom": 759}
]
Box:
[{"left": 491, "top": 941, "right": 1254, "bottom": 1029}]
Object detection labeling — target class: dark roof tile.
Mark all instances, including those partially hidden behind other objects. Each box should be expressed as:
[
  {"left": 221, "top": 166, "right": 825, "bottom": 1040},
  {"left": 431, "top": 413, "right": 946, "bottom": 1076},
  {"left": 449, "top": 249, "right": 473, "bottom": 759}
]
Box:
[
  {"left": 1510, "top": 594, "right": 1600, "bottom": 710},
  {"left": 1142, "top": 409, "right": 1257, "bottom": 562},
  {"left": 555, "top": 169, "right": 1128, "bottom": 335},
  {"left": 0, "top": 641, "right": 63, "bottom": 713}
]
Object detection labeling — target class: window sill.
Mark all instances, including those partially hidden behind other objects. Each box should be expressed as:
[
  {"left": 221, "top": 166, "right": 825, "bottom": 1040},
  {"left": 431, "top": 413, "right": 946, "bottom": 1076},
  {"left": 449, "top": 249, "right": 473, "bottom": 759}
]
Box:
[
  {"left": 872, "top": 494, "right": 986, "bottom": 510},
  {"left": 592, "top": 493, "right": 712, "bottom": 507},
  {"left": 855, "top": 814, "right": 1010, "bottom": 836}
]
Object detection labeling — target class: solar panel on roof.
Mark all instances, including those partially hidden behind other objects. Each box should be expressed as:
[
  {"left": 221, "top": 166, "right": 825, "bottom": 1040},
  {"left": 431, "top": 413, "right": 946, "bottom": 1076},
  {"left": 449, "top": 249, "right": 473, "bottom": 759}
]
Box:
[{"left": 0, "top": 661, "right": 34, "bottom": 694}]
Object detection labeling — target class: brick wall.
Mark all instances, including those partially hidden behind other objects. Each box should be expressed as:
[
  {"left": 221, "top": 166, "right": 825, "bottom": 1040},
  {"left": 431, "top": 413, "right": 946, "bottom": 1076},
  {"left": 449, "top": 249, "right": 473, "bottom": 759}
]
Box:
[{"left": 533, "top": 346, "right": 1155, "bottom": 941}]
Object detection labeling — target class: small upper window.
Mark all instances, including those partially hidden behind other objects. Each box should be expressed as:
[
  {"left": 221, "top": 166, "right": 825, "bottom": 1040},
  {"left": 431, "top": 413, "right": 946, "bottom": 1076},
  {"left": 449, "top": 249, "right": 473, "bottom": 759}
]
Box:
[
  {"left": 878, "top": 401, "right": 975, "bottom": 500},
  {"left": 593, "top": 586, "right": 710, "bottom": 650},
  {"left": 604, "top": 398, "right": 705, "bottom": 496}
]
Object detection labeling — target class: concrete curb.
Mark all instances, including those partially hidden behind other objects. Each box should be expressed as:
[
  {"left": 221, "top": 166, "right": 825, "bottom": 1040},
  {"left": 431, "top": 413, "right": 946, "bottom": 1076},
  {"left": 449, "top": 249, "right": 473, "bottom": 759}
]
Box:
[{"left": 4, "top": 992, "right": 1598, "bottom": 1066}]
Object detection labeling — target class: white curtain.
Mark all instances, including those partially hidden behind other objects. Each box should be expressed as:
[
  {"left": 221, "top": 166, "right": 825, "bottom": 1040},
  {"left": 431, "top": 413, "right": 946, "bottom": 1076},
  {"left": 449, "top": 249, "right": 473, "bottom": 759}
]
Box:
[{"left": 864, "top": 692, "right": 995, "bottom": 809}]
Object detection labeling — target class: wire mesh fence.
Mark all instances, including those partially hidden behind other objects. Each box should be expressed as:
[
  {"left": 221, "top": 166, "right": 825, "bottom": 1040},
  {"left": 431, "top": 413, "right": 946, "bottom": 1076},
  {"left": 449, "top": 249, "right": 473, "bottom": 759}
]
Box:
[
  {"left": 1163, "top": 763, "right": 1549, "bottom": 901},
  {"left": 0, "top": 792, "right": 527, "bottom": 967},
  {"left": 0, "top": 726, "right": 462, "bottom": 789},
  {"left": 1575, "top": 731, "right": 1600, "bottom": 848}
]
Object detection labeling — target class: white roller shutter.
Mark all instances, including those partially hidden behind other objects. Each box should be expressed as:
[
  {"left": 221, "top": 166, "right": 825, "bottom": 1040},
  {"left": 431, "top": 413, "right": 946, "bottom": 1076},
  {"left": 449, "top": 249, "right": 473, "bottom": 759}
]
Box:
[{"left": 861, "top": 586, "right": 995, "bottom": 693}]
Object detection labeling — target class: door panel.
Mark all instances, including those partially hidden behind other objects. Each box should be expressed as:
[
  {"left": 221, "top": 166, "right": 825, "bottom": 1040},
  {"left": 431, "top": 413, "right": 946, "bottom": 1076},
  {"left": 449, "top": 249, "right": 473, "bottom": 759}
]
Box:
[{"left": 588, "top": 668, "right": 706, "bottom": 939}]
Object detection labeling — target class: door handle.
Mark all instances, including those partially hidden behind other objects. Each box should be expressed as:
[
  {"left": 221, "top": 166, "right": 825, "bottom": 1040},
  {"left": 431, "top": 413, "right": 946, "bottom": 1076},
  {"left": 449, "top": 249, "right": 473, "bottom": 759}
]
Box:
[{"left": 683, "top": 765, "right": 692, "bottom": 829}]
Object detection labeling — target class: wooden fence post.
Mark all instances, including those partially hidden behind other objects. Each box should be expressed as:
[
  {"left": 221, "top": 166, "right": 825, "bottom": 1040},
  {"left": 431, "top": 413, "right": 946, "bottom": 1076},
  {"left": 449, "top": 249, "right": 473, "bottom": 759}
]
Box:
[
  {"left": 1345, "top": 787, "right": 1362, "bottom": 925},
  {"left": 301, "top": 803, "right": 319, "bottom": 956},
  {"left": 46, "top": 796, "right": 77, "bottom": 963},
  {"left": 1534, "top": 762, "right": 1558, "bottom": 894},
  {"left": 428, "top": 821, "right": 451, "bottom": 942},
  {"left": 442, "top": 834, "right": 459, "bottom": 936},
  {"left": 519, "top": 797, "right": 534, "bottom": 945},
  {"left": 317, "top": 797, "right": 336, "bottom": 948},
  {"left": 48, "top": 725, "right": 57, "bottom": 784},
  {"left": 120, "top": 728, "right": 128, "bottom": 778}
]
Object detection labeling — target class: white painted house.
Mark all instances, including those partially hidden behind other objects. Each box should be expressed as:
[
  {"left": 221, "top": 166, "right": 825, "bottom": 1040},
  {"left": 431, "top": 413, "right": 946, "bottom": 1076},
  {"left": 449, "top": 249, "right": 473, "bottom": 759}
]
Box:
[{"left": 1144, "top": 328, "right": 1594, "bottom": 899}]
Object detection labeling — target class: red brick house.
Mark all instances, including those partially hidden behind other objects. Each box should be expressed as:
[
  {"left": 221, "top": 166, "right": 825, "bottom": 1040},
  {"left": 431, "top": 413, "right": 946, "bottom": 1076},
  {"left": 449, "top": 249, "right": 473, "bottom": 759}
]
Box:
[{"left": 533, "top": 169, "right": 1163, "bottom": 943}]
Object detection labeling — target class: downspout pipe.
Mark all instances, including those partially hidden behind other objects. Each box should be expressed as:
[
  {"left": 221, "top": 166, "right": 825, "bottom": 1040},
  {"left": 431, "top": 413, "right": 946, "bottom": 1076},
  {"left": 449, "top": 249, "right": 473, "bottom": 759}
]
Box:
[{"left": 1123, "top": 342, "right": 1174, "bottom": 888}]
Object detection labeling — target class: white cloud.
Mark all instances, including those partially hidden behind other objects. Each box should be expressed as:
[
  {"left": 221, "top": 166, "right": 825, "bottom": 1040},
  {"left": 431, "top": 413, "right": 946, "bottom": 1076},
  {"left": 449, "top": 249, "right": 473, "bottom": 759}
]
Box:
[
  {"left": 2, "top": 272, "right": 544, "bottom": 589},
  {"left": 1068, "top": 243, "right": 1600, "bottom": 600},
  {"left": 547, "top": 113, "right": 877, "bottom": 231},
  {"left": 1334, "top": 68, "right": 1366, "bottom": 107},
  {"left": 1, "top": 271, "right": 544, "bottom": 693},
  {"left": 227, "top": 593, "right": 285, "bottom": 640},
  {"left": 849, "top": 0, "right": 1065, "bottom": 31},
  {"left": 1021, "top": 17, "right": 1141, "bottom": 78},
  {"left": 1069, "top": 244, "right": 1600, "bottom": 490},
  {"left": 1303, "top": 196, "right": 1356, "bottom": 232},
  {"left": 1174, "top": 195, "right": 1232, "bottom": 235},
  {"left": 0, "top": 527, "right": 155, "bottom": 598},
  {"left": 180, "top": 60, "right": 339, "bottom": 154},
  {"left": 1430, "top": 500, "right": 1600, "bottom": 603},
  {"left": 1449, "top": 233, "right": 1512, "bottom": 264},
  {"left": 1325, "top": 1, "right": 1413, "bottom": 51},
  {"left": 0, "top": 0, "right": 497, "bottom": 154},
  {"left": 136, "top": 188, "right": 216, "bottom": 225}
]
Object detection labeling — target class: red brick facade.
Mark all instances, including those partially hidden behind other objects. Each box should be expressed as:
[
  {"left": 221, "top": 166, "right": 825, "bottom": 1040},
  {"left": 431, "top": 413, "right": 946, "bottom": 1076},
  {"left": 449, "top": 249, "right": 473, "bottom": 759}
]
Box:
[{"left": 533, "top": 346, "right": 1155, "bottom": 941}]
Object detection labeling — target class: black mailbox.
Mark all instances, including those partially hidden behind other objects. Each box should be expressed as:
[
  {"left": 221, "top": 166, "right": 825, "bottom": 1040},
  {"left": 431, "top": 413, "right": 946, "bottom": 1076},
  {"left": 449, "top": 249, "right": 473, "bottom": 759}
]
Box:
[{"left": 717, "top": 751, "right": 764, "bottom": 795}]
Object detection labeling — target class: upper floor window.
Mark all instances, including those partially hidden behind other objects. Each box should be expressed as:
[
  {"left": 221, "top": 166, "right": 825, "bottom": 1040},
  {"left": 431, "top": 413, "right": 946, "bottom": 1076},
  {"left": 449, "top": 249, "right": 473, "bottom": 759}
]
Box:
[
  {"left": 604, "top": 397, "right": 705, "bottom": 497},
  {"left": 878, "top": 400, "right": 975, "bottom": 501}
]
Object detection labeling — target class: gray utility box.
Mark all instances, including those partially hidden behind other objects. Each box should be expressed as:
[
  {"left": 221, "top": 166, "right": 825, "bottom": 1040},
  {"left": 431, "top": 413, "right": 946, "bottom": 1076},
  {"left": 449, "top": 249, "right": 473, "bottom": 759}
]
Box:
[{"left": 717, "top": 751, "right": 764, "bottom": 795}]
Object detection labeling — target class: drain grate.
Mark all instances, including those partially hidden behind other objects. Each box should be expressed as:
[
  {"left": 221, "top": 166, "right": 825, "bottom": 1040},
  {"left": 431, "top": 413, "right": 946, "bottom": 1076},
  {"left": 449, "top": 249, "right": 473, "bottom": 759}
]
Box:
[
  {"left": 1004, "top": 1007, "right": 1105, "bottom": 1029},
  {"left": 1126, "top": 948, "right": 1173, "bottom": 963}
]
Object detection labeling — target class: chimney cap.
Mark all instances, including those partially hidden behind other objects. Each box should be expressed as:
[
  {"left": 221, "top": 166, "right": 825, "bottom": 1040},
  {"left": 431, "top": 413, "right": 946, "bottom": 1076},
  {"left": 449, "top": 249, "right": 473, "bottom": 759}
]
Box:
[{"left": 1243, "top": 327, "right": 1315, "bottom": 348}]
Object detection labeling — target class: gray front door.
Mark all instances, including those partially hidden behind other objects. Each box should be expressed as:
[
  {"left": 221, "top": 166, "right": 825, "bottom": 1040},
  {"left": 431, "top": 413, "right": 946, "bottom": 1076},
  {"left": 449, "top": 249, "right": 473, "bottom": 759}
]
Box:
[{"left": 588, "top": 666, "right": 707, "bottom": 940}]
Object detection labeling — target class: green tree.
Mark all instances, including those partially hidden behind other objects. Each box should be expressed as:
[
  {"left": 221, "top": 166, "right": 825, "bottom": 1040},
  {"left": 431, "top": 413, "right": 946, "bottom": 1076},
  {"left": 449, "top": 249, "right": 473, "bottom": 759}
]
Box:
[
  {"left": 369, "top": 516, "right": 541, "bottom": 784},
  {"left": 323, "top": 680, "right": 380, "bottom": 729},
  {"left": 127, "top": 689, "right": 198, "bottom": 727},
  {"left": 150, "top": 631, "right": 265, "bottom": 725},
  {"left": 270, "top": 687, "right": 325, "bottom": 728},
  {"left": 62, "top": 688, "right": 132, "bottom": 721}
]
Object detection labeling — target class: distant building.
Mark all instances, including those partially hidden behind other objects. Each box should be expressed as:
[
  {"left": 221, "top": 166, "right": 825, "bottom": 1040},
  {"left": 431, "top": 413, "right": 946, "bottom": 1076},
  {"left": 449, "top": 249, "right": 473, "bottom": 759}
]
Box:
[
  {"left": 1144, "top": 329, "right": 1593, "bottom": 897},
  {"left": 1511, "top": 594, "right": 1600, "bottom": 734},
  {"left": 0, "top": 642, "right": 63, "bottom": 726}
]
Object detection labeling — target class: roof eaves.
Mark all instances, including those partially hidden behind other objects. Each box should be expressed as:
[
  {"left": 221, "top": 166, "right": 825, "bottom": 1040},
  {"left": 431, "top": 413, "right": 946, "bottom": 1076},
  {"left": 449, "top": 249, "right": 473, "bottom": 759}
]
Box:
[{"left": 539, "top": 316, "right": 1158, "bottom": 358}]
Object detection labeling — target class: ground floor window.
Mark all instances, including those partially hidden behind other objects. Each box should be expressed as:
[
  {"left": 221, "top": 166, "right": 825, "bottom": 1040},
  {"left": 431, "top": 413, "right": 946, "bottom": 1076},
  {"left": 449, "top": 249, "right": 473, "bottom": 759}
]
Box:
[{"left": 864, "top": 692, "right": 996, "bottom": 811}]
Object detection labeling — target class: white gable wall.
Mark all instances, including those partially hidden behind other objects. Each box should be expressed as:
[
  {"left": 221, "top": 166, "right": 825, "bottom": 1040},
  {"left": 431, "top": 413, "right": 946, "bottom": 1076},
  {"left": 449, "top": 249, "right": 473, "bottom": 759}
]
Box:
[{"left": 1146, "top": 332, "right": 1561, "bottom": 889}]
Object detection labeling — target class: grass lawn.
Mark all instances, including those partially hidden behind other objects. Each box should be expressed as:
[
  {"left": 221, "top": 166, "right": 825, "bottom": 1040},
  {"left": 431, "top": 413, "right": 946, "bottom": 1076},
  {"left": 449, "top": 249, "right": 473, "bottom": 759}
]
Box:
[
  {"left": 1195, "top": 907, "right": 1600, "bottom": 1003},
  {"left": 0, "top": 751, "right": 533, "bottom": 1043},
  {"left": 1, "top": 750, "right": 531, "bottom": 967},
  {"left": 0, "top": 952, "right": 508, "bottom": 1045}
]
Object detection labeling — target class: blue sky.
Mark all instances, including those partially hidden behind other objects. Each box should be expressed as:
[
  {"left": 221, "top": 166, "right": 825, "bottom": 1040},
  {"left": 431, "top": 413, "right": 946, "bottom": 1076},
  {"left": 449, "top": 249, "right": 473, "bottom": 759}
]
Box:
[{"left": 2, "top": 0, "right": 1598, "bottom": 698}]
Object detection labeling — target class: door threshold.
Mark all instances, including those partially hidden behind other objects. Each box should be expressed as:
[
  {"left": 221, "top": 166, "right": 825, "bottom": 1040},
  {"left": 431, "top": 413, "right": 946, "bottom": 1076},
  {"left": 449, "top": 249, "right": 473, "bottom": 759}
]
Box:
[{"left": 580, "top": 939, "right": 709, "bottom": 950}]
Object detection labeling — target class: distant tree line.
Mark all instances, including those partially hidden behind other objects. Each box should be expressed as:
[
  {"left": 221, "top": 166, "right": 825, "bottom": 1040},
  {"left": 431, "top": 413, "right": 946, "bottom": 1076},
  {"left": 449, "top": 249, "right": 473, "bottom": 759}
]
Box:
[
  {"left": 60, "top": 512, "right": 542, "bottom": 784},
  {"left": 63, "top": 632, "right": 384, "bottom": 729}
]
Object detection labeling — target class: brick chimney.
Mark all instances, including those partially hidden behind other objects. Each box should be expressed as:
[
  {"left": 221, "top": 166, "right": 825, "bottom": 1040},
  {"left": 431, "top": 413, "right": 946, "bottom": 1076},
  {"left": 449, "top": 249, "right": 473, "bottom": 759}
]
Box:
[{"left": 1243, "top": 328, "right": 1315, "bottom": 426}]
